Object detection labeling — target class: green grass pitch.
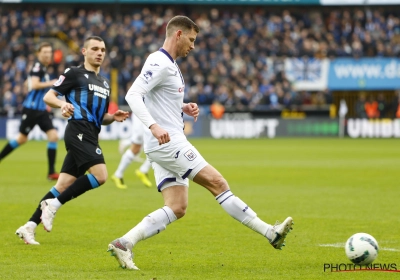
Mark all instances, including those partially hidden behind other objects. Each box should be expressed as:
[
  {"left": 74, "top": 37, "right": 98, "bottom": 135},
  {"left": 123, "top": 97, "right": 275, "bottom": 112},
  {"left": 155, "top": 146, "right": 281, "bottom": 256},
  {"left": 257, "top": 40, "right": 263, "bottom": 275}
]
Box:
[{"left": 0, "top": 138, "right": 399, "bottom": 279}]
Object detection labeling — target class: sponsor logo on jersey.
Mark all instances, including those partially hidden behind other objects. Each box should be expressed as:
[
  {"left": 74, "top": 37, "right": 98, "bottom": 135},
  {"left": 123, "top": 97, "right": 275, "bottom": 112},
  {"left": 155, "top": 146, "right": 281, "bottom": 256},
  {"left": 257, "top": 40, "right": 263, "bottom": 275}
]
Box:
[
  {"left": 32, "top": 62, "right": 40, "bottom": 73},
  {"left": 64, "top": 68, "right": 70, "bottom": 74},
  {"left": 77, "top": 134, "right": 83, "bottom": 141},
  {"left": 54, "top": 75, "right": 65, "bottom": 86},
  {"left": 143, "top": 70, "right": 153, "bottom": 80},
  {"left": 89, "top": 84, "right": 110, "bottom": 99},
  {"left": 84, "top": 74, "right": 89, "bottom": 79}
]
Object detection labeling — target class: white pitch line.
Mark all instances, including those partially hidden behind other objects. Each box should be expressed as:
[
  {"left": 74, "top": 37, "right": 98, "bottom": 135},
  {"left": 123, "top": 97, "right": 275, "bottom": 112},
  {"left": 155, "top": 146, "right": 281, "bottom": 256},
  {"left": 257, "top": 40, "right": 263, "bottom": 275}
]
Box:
[
  {"left": 319, "top": 243, "right": 344, "bottom": 248},
  {"left": 319, "top": 243, "right": 400, "bottom": 252},
  {"left": 381, "top": 247, "right": 400, "bottom": 252}
]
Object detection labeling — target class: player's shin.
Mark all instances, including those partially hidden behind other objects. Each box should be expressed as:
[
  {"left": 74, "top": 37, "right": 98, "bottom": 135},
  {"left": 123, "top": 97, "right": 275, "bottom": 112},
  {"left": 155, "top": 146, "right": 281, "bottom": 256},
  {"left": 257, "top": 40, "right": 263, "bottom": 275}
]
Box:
[
  {"left": 0, "top": 140, "right": 19, "bottom": 161},
  {"left": 122, "top": 206, "right": 177, "bottom": 248},
  {"left": 115, "top": 149, "right": 136, "bottom": 178},
  {"left": 47, "top": 142, "right": 57, "bottom": 174},
  {"left": 216, "top": 190, "right": 272, "bottom": 237},
  {"left": 54, "top": 174, "right": 100, "bottom": 207}
]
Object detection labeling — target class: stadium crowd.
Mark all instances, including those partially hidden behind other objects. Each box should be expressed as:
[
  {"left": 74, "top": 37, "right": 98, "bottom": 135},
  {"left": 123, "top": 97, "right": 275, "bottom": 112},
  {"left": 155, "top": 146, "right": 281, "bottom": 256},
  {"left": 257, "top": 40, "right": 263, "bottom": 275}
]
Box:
[{"left": 1, "top": 5, "right": 400, "bottom": 116}]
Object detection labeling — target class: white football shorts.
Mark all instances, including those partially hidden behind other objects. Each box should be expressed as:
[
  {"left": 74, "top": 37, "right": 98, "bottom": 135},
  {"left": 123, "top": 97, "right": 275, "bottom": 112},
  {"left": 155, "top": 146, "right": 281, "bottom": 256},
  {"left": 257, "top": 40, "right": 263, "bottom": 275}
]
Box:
[{"left": 146, "top": 140, "right": 208, "bottom": 192}]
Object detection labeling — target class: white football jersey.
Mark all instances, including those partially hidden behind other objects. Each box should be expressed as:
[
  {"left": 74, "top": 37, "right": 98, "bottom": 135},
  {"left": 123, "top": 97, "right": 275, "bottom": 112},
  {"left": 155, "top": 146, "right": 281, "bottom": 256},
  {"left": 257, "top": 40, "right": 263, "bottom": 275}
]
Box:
[{"left": 133, "top": 48, "right": 186, "bottom": 152}]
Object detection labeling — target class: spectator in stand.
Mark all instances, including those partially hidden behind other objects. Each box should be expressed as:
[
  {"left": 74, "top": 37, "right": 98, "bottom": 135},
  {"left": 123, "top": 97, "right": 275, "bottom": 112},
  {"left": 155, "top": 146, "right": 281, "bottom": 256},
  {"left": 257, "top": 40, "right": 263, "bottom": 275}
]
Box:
[
  {"left": 355, "top": 94, "right": 367, "bottom": 119},
  {"left": 365, "top": 95, "right": 379, "bottom": 119},
  {"left": 377, "top": 93, "right": 387, "bottom": 118}
]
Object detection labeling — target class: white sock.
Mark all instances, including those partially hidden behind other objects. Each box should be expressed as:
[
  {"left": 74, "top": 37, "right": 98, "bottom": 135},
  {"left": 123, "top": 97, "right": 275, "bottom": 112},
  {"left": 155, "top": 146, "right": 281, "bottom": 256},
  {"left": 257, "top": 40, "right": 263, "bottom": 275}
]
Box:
[
  {"left": 139, "top": 158, "right": 152, "bottom": 174},
  {"left": 50, "top": 198, "right": 62, "bottom": 210},
  {"left": 122, "top": 206, "right": 177, "bottom": 248},
  {"left": 26, "top": 221, "right": 37, "bottom": 229},
  {"left": 216, "top": 190, "right": 272, "bottom": 238},
  {"left": 115, "top": 149, "right": 136, "bottom": 178}
]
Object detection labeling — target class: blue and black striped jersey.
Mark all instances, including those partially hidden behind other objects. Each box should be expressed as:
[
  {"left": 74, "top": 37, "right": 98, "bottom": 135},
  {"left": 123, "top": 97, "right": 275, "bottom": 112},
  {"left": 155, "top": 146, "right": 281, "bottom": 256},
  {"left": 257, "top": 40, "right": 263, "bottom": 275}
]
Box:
[
  {"left": 22, "top": 60, "right": 51, "bottom": 111},
  {"left": 52, "top": 65, "right": 110, "bottom": 130}
]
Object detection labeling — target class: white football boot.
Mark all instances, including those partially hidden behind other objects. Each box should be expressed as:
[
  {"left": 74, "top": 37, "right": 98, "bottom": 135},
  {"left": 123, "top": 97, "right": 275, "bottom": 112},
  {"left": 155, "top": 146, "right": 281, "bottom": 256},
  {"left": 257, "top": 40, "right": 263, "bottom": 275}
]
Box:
[
  {"left": 268, "top": 216, "right": 294, "bottom": 250},
  {"left": 107, "top": 238, "right": 139, "bottom": 270},
  {"left": 16, "top": 224, "right": 40, "bottom": 245}
]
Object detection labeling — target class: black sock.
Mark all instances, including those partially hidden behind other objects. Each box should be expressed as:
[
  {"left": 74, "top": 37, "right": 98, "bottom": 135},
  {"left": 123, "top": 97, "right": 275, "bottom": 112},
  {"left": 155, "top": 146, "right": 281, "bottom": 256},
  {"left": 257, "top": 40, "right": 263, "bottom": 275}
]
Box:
[
  {"left": 47, "top": 143, "right": 57, "bottom": 174},
  {"left": 57, "top": 174, "right": 100, "bottom": 205},
  {"left": 0, "top": 140, "right": 19, "bottom": 161},
  {"left": 29, "top": 191, "right": 56, "bottom": 225}
]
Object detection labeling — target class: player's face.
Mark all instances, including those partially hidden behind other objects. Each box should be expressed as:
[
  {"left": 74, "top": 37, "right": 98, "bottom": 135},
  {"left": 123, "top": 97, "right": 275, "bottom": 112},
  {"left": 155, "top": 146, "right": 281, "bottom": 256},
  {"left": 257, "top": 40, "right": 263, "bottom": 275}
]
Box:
[
  {"left": 83, "top": 40, "right": 106, "bottom": 67},
  {"left": 38, "top": 46, "right": 53, "bottom": 66},
  {"left": 177, "top": 29, "right": 197, "bottom": 58}
]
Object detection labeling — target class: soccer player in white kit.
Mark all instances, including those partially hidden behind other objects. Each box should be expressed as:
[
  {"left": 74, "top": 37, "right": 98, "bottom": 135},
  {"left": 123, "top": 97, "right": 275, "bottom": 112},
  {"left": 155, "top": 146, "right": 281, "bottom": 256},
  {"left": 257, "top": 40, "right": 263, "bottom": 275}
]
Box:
[
  {"left": 111, "top": 113, "right": 152, "bottom": 189},
  {"left": 107, "top": 16, "right": 294, "bottom": 270}
]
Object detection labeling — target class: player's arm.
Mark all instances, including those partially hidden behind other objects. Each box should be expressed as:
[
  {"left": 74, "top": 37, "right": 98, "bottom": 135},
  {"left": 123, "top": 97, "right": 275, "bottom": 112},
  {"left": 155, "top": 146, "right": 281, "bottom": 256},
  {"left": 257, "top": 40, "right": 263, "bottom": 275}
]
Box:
[
  {"left": 125, "top": 84, "right": 170, "bottom": 145},
  {"left": 125, "top": 84, "right": 156, "bottom": 128},
  {"left": 182, "top": 102, "right": 199, "bottom": 122},
  {"left": 102, "top": 111, "right": 129, "bottom": 125},
  {"left": 44, "top": 68, "right": 75, "bottom": 117},
  {"left": 28, "top": 76, "right": 58, "bottom": 90},
  {"left": 43, "top": 89, "right": 74, "bottom": 117},
  {"left": 26, "top": 62, "right": 57, "bottom": 91},
  {"left": 125, "top": 58, "right": 170, "bottom": 145}
]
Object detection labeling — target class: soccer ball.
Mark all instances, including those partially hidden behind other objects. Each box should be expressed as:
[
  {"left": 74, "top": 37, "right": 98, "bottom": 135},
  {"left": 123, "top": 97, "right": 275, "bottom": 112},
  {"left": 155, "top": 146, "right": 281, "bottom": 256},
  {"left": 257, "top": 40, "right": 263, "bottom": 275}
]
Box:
[{"left": 345, "top": 233, "right": 379, "bottom": 265}]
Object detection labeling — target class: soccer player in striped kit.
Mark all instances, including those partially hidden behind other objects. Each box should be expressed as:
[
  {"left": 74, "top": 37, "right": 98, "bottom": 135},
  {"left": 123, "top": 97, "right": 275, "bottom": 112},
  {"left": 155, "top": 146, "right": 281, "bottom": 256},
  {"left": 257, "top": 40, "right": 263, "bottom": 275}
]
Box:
[
  {"left": 16, "top": 36, "right": 129, "bottom": 245},
  {"left": 0, "top": 42, "right": 59, "bottom": 180}
]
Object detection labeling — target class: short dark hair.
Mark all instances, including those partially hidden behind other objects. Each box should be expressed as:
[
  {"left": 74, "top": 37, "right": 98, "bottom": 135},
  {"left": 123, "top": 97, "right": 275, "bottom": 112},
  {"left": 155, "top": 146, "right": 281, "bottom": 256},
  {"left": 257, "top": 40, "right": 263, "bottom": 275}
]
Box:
[
  {"left": 166, "top": 16, "right": 199, "bottom": 37},
  {"left": 37, "top": 42, "right": 52, "bottom": 52},
  {"left": 83, "top": 36, "right": 104, "bottom": 48}
]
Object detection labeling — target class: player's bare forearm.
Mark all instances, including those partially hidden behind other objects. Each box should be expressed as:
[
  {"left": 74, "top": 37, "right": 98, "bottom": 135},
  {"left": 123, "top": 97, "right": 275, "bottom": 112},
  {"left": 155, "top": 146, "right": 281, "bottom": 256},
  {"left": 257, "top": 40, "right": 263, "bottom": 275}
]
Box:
[
  {"left": 44, "top": 89, "right": 65, "bottom": 108},
  {"left": 31, "top": 76, "right": 58, "bottom": 90},
  {"left": 102, "top": 113, "right": 115, "bottom": 125},
  {"left": 44, "top": 89, "right": 74, "bottom": 118},
  {"left": 102, "top": 110, "right": 129, "bottom": 125},
  {"left": 33, "top": 80, "right": 58, "bottom": 90}
]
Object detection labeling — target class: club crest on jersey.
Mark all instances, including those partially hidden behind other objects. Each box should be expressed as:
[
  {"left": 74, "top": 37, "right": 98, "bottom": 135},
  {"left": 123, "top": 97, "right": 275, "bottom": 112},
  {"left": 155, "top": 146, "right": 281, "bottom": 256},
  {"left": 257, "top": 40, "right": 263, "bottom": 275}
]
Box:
[
  {"left": 143, "top": 71, "right": 153, "bottom": 80},
  {"left": 54, "top": 75, "right": 65, "bottom": 86},
  {"left": 103, "top": 80, "right": 109, "bottom": 88},
  {"left": 178, "top": 87, "right": 184, "bottom": 93},
  {"left": 96, "top": 148, "right": 102, "bottom": 155},
  {"left": 184, "top": 149, "right": 197, "bottom": 161}
]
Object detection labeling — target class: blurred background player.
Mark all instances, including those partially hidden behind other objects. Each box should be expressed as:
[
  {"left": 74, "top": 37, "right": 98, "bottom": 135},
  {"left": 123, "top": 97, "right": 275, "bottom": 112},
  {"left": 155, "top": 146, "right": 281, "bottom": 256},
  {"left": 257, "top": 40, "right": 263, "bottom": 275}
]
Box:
[
  {"left": 112, "top": 113, "right": 152, "bottom": 189},
  {"left": 0, "top": 42, "right": 59, "bottom": 180}
]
